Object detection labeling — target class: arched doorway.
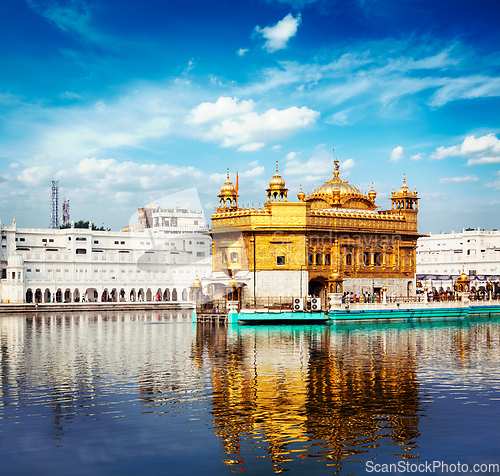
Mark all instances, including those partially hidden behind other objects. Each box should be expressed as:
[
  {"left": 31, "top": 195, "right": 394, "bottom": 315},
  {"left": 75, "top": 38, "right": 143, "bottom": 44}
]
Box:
[
  {"left": 308, "top": 278, "right": 327, "bottom": 306},
  {"left": 120, "top": 288, "right": 125, "bottom": 302},
  {"left": 26, "top": 289, "right": 33, "bottom": 303},
  {"left": 130, "top": 288, "right": 136, "bottom": 301},
  {"left": 164, "top": 288, "right": 170, "bottom": 301},
  {"left": 138, "top": 288, "right": 144, "bottom": 301},
  {"left": 64, "top": 288, "right": 71, "bottom": 302},
  {"left": 56, "top": 289, "right": 62, "bottom": 303},
  {"left": 35, "top": 288, "right": 42, "bottom": 303},
  {"left": 407, "top": 281, "right": 414, "bottom": 297},
  {"left": 172, "top": 288, "right": 178, "bottom": 301},
  {"left": 85, "top": 288, "right": 98, "bottom": 302},
  {"left": 146, "top": 288, "right": 152, "bottom": 301},
  {"left": 44, "top": 288, "right": 51, "bottom": 303},
  {"left": 309, "top": 279, "right": 326, "bottom": 297},
  {"left": 73, "top": 289, "right": 80, "bottom": 302}
]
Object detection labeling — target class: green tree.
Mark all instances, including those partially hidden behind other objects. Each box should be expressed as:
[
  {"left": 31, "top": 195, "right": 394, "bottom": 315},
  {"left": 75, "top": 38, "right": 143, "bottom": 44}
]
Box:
[{"left": 60, "top": 220, "right": 110, "bottom": 231}]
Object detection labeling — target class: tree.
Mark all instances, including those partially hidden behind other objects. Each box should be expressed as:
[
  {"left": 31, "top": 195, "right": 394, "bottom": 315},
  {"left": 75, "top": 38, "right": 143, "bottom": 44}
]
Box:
[{"left": 60, "top": 220, "right": 110, "bottom": 231}]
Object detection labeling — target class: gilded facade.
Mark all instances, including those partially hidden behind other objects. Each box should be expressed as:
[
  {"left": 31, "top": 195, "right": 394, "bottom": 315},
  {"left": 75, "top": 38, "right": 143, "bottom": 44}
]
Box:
[{"left": 211, "top": 153, "right": 421, "bottom": 300}]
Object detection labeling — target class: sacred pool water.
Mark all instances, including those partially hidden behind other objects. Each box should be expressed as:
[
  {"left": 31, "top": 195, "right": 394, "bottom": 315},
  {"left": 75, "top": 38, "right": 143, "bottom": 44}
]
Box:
[{"left": 1, "top": 312, "right": 500, "bottom": 475}]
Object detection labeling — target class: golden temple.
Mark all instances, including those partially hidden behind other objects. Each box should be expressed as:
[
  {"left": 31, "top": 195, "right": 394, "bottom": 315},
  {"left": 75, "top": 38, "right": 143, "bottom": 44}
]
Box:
[{"left": 210, "top": 151, "right": 421, "bottom": 302}]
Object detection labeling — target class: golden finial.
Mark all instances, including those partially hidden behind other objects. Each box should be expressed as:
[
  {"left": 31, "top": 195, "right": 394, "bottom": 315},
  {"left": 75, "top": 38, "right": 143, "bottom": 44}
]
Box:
[
  {"left": 403, "top": 173, "right": 406, "bottom": 185},
  {"left": 276, "top": 160, "right": 279, "bottom": 174},
  {"left": 297, "top": 184, "right": 305, "bottom": 201},
  {"left": 227, "top": 167, "right": 229, "bottom": 180},
  {"left": 333, "top": 149, "right": 340, "bottom": 179}
]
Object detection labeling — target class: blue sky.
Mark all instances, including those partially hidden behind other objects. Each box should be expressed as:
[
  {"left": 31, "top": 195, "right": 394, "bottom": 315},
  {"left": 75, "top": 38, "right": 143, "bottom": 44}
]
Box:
[{"left": 1, "top": 0, "right": 500, "bottom": 233}]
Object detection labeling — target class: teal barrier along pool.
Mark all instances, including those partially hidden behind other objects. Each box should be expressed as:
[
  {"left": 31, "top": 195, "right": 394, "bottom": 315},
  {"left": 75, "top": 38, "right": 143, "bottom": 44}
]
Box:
[{"left": 233, "top": 305, "right": 500, "bottom": 325}]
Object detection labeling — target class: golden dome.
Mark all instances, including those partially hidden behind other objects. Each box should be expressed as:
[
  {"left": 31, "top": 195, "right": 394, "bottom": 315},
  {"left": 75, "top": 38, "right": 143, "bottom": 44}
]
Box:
[
  {"left": 192, "top": 275, "right": 201, "bottom": 287},
  {"left": 219, "top": 168, "right": 236, "bottom": 196},
  {"left": 268, "top": 161, "right": 286, "bottom": 190},
  {"left": 397, "top": 174, "right": 411, "bottom": 195},
  {"left": 313, "top": 158, "right": 363, "bottom": 197}
]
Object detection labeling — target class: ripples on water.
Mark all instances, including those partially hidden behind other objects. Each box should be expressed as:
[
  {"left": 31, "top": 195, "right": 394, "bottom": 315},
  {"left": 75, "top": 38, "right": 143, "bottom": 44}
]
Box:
[{"left": 1, "top": 312, "right": 500, "bottom": 475}]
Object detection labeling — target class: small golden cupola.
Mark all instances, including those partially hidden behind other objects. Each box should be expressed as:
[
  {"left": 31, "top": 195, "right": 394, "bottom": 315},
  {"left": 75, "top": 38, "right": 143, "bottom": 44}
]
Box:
[
  {"left": 391, "top": 174, "right": 418, "bottom": 211},
  {"left": 218, "top": 168, "right": 238, "bottom": 210},
  {"left": 266, "top": 160, "right": 288, "bottom": 202},
  {"left": 297, "top": 185, "right": 305, "bottom": 201},
  {"left": 368, "top": 183, "right": 377, "bottom": 203}
]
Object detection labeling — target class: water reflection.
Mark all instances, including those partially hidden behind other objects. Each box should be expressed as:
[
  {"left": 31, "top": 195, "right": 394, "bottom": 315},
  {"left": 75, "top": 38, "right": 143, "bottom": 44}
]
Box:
[
  {"left": 193, "top": 323, "right": 421, "bottom": 472},
  {"left": 1, "top": 313, "right": 500, "bottom": 475}
]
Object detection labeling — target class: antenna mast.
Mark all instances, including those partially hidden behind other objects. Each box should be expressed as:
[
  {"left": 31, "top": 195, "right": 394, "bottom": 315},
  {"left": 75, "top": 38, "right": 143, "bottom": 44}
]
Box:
[
  {"left": 50, "top": 181, "right": 60, "bottom": 229},
  {"left": 62, "top": 198, "right": 70, "bottom": 225}
]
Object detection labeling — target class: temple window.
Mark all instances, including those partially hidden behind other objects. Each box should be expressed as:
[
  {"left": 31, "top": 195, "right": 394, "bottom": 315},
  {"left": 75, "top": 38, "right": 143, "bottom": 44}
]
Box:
[
  {"left": 230, "top": 252, "right": 238, "bottom": 263},
  {"left": 324, "top": 254, "right": 331, "bottom": 266},
  {"left": 308, "top": 253, "right": 315, "bottom": 265},
  {"left": 316, "top": 253, "right": 322, "bottom": 265},
  {"left": 374, "top": 252, "right": 382, "bottom": 266},
  {"left": 345, "top": 253, "right": 352, "bottom": 266},
  {"left": 277, "top": 256, "right": 285, "bottom": 266},
  {"left": 222, "top": 252, "right": 227, "bottom": 263},
  {"left": 364, "top": 252, "right": 371, "bottom": 266}
]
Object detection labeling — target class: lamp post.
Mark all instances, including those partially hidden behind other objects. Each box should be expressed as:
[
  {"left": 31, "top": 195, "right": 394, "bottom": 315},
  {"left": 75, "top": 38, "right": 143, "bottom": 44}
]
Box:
[{"left": 486, "top": 281, "right": 493, "bottom": 301}]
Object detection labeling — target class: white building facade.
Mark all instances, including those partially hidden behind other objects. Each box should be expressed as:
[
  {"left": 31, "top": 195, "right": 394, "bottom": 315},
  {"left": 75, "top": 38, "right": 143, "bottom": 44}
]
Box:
[
  {"left": 0, "top": 218, "right": 212, "bottom": 304},
  {"left": 416, "top": 228, "right": 500, "bottom": 292}
]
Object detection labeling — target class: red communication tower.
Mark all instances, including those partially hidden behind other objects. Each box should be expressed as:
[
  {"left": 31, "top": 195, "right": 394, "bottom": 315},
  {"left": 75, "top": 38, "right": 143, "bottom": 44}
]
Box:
[{"left": 62, "top": 198, "right": 70, "bottom": 225}]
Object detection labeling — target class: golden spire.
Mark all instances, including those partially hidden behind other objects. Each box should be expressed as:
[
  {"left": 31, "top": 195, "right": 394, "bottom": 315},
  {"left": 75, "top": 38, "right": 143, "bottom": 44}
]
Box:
[
  {"left": 276, "top": 160, "right": 279, "bottom": 173},
  {"left": 333, "top": 149, "right": 340, "bottom": 179}
]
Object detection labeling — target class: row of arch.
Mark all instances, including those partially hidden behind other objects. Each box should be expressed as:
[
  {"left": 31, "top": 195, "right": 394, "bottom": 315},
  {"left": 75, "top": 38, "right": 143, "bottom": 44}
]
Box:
[
  {"left": 307, "top": 250, "right": 395, "bottom": 267},
  {"left": 25, "top": 287, "right": 190, "bottom": 303}
]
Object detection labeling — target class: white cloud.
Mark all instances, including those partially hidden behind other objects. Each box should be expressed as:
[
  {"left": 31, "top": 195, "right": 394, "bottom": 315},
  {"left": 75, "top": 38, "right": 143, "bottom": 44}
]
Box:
[
  {"left": 186, "top": 97, "right": 255, "bottom": 124},
  {"left": 207, "top": 105, "right": 319, "bottom": 149},
  {"left": 283, "top": 148, "right": 331, "bottom": 179},
  {"left": 25, "top": 0, "right": 106, "bottom": 44},
  {"left": 241, "top": 166, "right": 265, "bottom": 177},
  {"left": 254, "top": 13, "right": 301, "bottom": 53},
  {"left": 237, "top": 142, "right": 265, "bottom": 152},
  {"left": 286, "top": 151, "right": 299, "bottom": 160},
  {"left": 0, "top": 173, "right": 12, "bottom": 184},
  {"left": 342, "top": 158, "right": 356, "bottom": 170},
  {"left": 75, "top": 158, "right": 203, "bottom": 192},
  {"left": 17, "top": 166, "right": 53, "bottom": 186},
  {"left": 271, "top": 145, "right": 282, "bottom": 150},
  {"left": 439, "top": 175, "right": 479, "bottom": 184},
  {"left": 389, "top": 146, "right": 404, "bottom": 163},
  {"left": 237, "top": 48, "right": 249, "bottom": 56},
  {"left": 430, "top": 133, "right": 500, "bottom": 165},
  {"left": 9, "top": 163, "right": 19, "bottom": 169},
  {"left": 409, "top": 153, "right": 425, "bottom": 161},
  {"left": 248, "top": 160, "right": 259, "bottom": 167}
]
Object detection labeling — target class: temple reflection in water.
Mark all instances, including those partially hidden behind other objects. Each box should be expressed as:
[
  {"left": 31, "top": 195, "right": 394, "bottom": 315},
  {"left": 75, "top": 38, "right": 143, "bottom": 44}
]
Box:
[
  {"left": 192, "top": 323, "right": 421, "bottom": 472},
  {"left": 2, "top": 314, "right": 500, "bottom": 475}
]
